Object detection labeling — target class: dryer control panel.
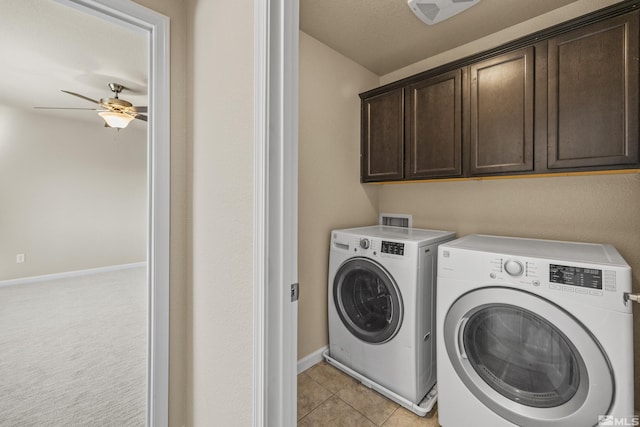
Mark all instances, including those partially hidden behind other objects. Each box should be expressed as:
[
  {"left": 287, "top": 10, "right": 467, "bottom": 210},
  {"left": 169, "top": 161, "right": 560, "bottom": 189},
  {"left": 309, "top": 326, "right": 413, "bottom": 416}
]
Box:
[
  {"left": 550, "top": 264, "right": 602, "bottom": 290},
  {"left": 489, "top": 257, "right": 607, "bottom": 296},
  {"left": 437, "top": 234, "right": 632, "bottom": 312}
]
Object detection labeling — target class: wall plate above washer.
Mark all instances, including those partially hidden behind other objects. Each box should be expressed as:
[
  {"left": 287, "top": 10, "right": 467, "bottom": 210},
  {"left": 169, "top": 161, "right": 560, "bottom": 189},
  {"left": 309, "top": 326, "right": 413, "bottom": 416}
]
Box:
[{"left": 379, "top": 213, "right": 413, "bottom": 228}]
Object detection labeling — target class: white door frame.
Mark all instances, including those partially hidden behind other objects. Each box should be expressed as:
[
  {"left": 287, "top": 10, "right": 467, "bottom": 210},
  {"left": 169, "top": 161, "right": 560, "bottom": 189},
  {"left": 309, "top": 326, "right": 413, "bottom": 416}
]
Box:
[
  {"left": 254, "top": 0, "right": 299, "bottom": 425},
  {"left": 56, "top": 1, "right": 170, "bottom": 426}
]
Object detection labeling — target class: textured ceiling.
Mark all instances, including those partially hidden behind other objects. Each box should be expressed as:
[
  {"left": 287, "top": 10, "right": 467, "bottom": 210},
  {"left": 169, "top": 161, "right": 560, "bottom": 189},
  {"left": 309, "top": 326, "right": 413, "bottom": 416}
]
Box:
[
  {"left": 300, "top": 0, "right": 581, "bottom": 75},
  {"left": 0, "top": 0, "right": 147, "bottom": 125}
]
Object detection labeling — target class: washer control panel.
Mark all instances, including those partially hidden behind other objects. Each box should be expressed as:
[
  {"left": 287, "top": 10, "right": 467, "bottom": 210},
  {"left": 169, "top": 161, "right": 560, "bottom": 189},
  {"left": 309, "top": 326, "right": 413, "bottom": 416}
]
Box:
[
  {"left": 359, "top": 238, "right": 370, "bottom": 250},
  {"left": 348, "top": 238, "right": 405, "bottom": 257},
  {"left": 382, "top": 241, "right": 404, "bottom": 256}
]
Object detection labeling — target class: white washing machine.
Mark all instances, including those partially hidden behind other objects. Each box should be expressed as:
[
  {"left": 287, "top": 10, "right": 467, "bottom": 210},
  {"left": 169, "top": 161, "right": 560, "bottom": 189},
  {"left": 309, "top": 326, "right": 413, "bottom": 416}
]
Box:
[
  {"left": 326, "top": 225, "right": 455, "bottom": 415},
  {"left": 437, "top": 234, "right": 634, "bottom": 427}
]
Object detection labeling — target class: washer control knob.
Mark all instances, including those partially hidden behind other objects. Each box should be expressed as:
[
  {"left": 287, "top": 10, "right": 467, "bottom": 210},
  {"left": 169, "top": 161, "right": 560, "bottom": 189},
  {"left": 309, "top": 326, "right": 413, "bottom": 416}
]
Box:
[
  {"left": 359, "top": 238, "right": 370, "bottom": 250},
  {"left": 504, "top": 259, "right": 524, "bottom": 277}
]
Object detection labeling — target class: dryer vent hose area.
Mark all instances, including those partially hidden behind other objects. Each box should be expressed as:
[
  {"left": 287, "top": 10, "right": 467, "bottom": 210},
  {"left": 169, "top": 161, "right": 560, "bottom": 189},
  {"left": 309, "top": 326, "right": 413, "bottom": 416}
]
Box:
[{"left": 624, "top": 293, "right": 640, "bottom": 303}]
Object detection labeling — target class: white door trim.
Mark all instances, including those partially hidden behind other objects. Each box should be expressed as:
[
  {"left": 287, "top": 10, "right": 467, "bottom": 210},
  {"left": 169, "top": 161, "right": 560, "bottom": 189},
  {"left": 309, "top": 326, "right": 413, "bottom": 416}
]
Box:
[
  {"left": 254, "top": 0, "right": 299, "bottom": 425},
  {"left": 55, "top": 1, "right": 170, "bottom": 426}
]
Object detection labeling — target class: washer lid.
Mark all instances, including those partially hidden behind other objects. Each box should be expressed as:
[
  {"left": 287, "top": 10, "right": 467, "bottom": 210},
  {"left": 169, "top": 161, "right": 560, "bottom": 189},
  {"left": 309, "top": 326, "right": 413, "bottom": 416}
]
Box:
[{"left": 333, "top": 225, "right": 455, "bottom": 245}]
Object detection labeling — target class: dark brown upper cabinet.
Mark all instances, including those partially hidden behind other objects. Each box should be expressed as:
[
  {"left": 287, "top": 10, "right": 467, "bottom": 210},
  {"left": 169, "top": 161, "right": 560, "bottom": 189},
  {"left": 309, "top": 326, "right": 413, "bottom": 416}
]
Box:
[
  {"left": 469, "top": 47, "right": 535, "bottom": 176},
  {"left": 361, "top": 89, "right": 404, "bottom": 182},
  {"left": 359, "top": 2, "right": 640, "bottom": 183},
  {"left": 546, "top": 11, "right": 639, "bottom": 170},
  {"left": 406, "top": 69, "right": 463, "bottom": 179}
]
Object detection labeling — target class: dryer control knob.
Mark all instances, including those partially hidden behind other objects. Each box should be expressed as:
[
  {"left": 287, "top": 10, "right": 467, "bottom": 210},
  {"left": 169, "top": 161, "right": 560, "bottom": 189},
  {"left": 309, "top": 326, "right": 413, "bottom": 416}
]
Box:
[
  {"left": 359, "top": 238, "right": 370, "bottom": 249},
  {"left": 504, "top": 259, "right": 524, "bottom": 277}
]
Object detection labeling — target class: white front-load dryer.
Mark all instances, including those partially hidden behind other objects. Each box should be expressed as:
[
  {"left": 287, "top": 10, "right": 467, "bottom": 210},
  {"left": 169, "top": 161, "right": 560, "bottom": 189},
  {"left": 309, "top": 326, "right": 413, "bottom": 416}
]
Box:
[
  {"left": 327, "top": 225, "right": 455, "bottom": 413},
  {"left": 437, "top": 234, "right": 634, "bottom": 427}
]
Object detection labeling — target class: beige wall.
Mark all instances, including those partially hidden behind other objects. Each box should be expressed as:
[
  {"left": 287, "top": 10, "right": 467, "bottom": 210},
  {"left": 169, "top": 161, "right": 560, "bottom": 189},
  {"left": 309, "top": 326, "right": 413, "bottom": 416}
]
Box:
[
  {"left": 298, "top": 32, "right": 379, "bottom": 359},
  {"left": 187, "top": 0, "right": 254, "bottom": 425},
  {"left": 0, "top": 108, "right": 146, "bottom": 281},
  {"left": 378, "top": 174, "right": 640, "bottom": 283}
]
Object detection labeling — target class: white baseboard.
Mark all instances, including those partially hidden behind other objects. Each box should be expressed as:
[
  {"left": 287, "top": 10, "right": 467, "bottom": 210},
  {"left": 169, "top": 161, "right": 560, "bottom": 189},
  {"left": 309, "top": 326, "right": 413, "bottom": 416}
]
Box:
[
  {"left": 0, "top": 262, "right": 147, "bottom": 288},
  {"left": 298, "top": 345, "right": 328, "bottom": 374}
]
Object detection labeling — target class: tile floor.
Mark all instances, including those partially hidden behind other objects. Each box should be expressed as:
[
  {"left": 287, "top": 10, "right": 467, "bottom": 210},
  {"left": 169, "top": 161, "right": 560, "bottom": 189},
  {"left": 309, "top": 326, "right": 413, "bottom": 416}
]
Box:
[{"left": 298, "top": 361, "right": 439, "bottom": 426}]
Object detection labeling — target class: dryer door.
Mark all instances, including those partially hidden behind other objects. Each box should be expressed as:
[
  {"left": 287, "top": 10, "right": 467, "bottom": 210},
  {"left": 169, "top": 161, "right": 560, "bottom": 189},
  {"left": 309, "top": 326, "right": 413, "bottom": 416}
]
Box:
[
  {"left": 333, "top": 257, "right": 403, "bottom": 344},
  {"left": 444, "top": 287, "right": 613, "bottom": 427}
]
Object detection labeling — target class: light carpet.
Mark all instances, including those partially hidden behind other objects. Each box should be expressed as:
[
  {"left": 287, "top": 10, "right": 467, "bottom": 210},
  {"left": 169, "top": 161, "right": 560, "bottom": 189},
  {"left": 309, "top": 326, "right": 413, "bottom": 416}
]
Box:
[{"left": 0, "top": 266, "right": 147, "bottom": 427}]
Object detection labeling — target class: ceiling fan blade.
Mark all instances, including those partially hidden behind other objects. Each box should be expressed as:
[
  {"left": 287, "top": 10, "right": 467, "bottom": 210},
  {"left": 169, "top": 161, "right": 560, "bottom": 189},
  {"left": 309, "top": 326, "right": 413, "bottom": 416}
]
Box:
[
  {"left": 135, "top": 114, "right": 148, "bottom": 122},
  {"left": 34, "top": 107, "right": 99, "bottom": 110},
  {"left": 61, "top": 90, "right": 101, "bottom": 105},
  {"left": 134, "top": 106, "right": 148, "bottom": 113}
]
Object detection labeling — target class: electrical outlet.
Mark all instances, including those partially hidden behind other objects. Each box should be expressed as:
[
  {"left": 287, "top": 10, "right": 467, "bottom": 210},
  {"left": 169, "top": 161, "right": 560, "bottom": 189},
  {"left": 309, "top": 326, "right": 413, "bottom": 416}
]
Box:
[{"left": 16, "top": 253, "right": 25, "bottom": 263}]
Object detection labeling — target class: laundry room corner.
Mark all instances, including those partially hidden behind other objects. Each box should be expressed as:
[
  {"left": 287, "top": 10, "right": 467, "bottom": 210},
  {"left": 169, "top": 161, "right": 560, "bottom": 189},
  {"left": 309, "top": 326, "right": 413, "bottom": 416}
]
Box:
[{"left": 298, "top": 0, "right": 640, "bottom": 419}]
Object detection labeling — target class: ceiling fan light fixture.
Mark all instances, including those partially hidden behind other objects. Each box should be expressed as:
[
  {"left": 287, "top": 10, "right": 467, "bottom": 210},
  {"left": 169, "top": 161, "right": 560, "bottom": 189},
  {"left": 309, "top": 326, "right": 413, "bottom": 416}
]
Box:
[
  {"left": 99, "top": 111, "right": 135, "bottom": 129},
  {"left": 407, "top": 0, "right": 481, "bottom": 25},
  {"left": 36, "top": 83, "right": 148, "bottom": 128}
]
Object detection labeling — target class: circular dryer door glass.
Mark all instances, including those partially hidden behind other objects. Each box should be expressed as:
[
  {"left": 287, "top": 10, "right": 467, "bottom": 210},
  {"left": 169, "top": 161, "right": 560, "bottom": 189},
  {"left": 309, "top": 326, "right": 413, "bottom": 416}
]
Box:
[
  {"left": 443, "top": 288, "right": 614, "bottom": 427},
  {"left": 463, "top": 305, "right": 579, "bottom": 407},
  {"left": 333, "top": 258, "right": 402, "bottom": 344}
]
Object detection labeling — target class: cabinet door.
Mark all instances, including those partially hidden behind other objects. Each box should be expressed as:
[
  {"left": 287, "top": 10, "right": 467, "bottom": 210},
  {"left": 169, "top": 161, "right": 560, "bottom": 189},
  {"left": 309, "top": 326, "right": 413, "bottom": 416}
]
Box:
[
  {"left": 547, "top": 11, "right": 639, "bottom": 169},
  {"left": 361, "top": 89, "right": 404, "bottom": 182},
  {"left": 406, "top": 69, "right": 463, "bottom": 179},
  {"left": 470, "top": 47, "right": 535, "bottom": 175}
]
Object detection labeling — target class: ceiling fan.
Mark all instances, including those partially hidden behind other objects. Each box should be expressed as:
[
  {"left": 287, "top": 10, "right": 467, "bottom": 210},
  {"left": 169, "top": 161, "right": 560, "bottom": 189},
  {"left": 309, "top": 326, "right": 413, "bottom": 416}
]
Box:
[{"left": 35, "top": 83, "right": 148, "bottom": 129}]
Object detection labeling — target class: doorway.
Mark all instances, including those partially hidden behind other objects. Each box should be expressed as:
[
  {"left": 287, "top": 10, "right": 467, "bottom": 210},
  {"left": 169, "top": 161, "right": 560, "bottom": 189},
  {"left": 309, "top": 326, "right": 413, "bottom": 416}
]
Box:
[{"left": 0, "top": 0, "right": 169, "bottom": 425}]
